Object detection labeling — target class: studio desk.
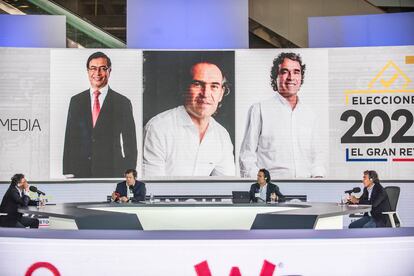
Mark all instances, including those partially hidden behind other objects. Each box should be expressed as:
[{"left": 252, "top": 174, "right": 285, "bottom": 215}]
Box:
[{"left": 19, "top": 201, "right": 371, "bottom": 230}]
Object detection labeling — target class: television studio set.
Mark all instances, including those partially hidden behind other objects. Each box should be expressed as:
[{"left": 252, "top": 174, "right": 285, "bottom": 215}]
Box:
[{"left": 0, "top": 0, "right": 414, "bottom": 275}]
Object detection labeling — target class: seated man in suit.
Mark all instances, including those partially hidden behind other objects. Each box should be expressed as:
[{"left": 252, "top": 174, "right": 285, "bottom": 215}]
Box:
[
  {"left": 111, "top": 169, "right": 146, "bottom": 203},
  {"left": 348, "top": 170, "right": 391, "bottom": 228},
  {"left": 249, "top": 168, "right": 285, "bottom": 203},
  {"left": 0, "top": 174, "right": 39, "bottom": 228}
]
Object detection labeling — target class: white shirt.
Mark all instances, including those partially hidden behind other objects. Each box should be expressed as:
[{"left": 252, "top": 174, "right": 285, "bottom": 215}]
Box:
[
  {"left": 143, "top": 106, "right": 235, "bottom": 177},
  {"left": 259, "top": 183, "right": 267, "bottom": 202},
  {"left": 15, "top": 186, "right": 22, "bottom": 197},
  {"left": 89, "top": 85, "right": 109, "bottom": 112},
  {"left": 126, "top": 182, "right": 133, "bottom": 198},
  {"left": 239, "top": 93, "right": 326, "bottom": 179},
  {"left": 367, "top": 184, "right": 375, "bottom": 200},
  {"left": 15, "top": 186, "right": 29, "bottom": 198}
]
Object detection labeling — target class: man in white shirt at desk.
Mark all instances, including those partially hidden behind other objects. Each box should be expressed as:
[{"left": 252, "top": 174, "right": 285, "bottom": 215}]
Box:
[
  {"left": 239, "top": 52, "right": 326, "bottom": 179},
  {"left": 143, "top": 61, "right": 235, "bottom": 177}
]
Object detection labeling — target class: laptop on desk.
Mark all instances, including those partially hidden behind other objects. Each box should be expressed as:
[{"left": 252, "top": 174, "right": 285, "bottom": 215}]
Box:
[{"left": 232, "top": 191, "right": 251, "bottom": 204}]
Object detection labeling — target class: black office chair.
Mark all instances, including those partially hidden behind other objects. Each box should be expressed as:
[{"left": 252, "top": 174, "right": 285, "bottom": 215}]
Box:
[
  {"left": 0, "top": 213, "right": 16, "bottom": 227},
  {"left": 383, "top": 186, "right": 402, "bottom": 228},
  {"left": 0, "top": 213, "right": 6, "bottom": 227}
]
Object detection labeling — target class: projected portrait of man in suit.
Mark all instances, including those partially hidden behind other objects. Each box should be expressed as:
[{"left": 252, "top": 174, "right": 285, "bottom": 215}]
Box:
[{"left": 63, "top": 52, "right": 137, "bottom": 178}]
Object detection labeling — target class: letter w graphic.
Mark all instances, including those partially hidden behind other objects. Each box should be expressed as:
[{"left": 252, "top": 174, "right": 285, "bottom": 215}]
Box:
[{"left": 194, "top": 260, "right": 276, "bottom": 276}]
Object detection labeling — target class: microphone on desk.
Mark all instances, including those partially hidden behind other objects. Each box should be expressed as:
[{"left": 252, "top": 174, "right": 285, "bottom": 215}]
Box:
[
  {"left": 29, "top": 186, "right": 46, "bottom": 196},
  {"left": 344, "top": 187, "right": 361, "bottom": 194}
]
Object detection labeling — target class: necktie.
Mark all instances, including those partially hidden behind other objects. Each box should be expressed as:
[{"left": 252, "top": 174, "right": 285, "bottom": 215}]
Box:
[{"left": 92, "top": 90, "right": 101, "bottom": 127}]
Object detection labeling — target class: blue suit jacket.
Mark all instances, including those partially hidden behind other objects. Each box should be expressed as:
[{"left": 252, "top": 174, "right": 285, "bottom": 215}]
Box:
[{"left": 115, "top": 180, "right": 146, "bottom": 202}]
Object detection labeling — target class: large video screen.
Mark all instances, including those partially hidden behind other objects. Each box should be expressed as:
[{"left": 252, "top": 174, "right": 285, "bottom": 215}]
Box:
[{"left": 0, "top": 47, "right": 413, "bottom": 180}]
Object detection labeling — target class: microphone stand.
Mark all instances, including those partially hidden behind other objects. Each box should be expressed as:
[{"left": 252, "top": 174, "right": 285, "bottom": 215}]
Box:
[
  {"left": 36, "top": 192, "right": 41, "bottom": 209},
  {"left": 36, "top": 191, "right": 44, "bottom": 208}
]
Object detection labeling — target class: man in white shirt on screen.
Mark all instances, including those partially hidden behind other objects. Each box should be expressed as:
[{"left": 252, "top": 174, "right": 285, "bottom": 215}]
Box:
[
  {"left": 143, "top": 62, "right": 235, "bottom": 177},
  {"left": 239, "top": 52, "right": 326, "bottom": 179}
]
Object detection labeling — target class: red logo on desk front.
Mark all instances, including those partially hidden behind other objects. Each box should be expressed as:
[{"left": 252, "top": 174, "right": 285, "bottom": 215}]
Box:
[
  {"left": 194, "top": 260, "right": 276, "bottom": 276},
  {"left": 25, "top": 262, "right": 61, "bottom": 276}
]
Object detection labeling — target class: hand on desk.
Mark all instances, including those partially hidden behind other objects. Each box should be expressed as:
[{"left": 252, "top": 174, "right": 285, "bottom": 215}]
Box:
[
  {"left": 111, "top": 192, "right": 125, "bottom": 202},
  {"left": 119, "top": 196, "right": 129, "bottom": 203},
  {"left": 348, "top": 195, "right": 359, "bottom": 204}
]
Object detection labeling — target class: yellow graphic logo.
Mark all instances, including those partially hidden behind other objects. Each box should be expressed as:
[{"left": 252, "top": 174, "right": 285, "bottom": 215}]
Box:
[{"left": 345, "top": 56, "right": 414, "bottom": 104}]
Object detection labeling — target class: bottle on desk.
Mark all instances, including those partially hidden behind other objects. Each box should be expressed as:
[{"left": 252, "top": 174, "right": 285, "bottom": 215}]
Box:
[
  {"left": 36, "top": 195, "right": 44, "bottom": 209},
  {"left": 270, "top": 192, "right": 277, "bottom": 204}
]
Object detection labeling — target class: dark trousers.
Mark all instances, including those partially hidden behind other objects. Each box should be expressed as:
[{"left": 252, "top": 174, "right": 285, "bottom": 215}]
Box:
[
  {"left": 349, "top": 216, "right": 377, "bottom": 228},
  {"left": 1, "top": 215, "right": 39, "bottom": 228}
]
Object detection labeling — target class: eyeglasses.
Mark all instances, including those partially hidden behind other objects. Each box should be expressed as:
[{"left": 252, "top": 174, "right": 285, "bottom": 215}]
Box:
[{"left": 88, "top": 66, "right": 110, "bottom": 73}]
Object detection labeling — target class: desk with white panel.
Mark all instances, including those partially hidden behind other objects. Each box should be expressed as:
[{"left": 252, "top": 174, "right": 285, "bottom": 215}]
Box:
[{"left": 19, "top": 201, "right": 371, "bottom": 230}]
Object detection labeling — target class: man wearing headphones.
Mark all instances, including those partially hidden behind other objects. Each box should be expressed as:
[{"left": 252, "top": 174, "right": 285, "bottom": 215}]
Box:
[
  {"left": 0, "top": 174, "right": 39, "bottom": 228},
  {"left": 111, "top": 169, "right": 146, "bottom": 203},
  {"left": 143, "top": 61, "right": 235, "bottom": 176},
  {"left": 348, "top": 170, "right": 391, "bottom": 228},
  {"left": 249, "top": 168, "right": 285, "bottom": 203}
]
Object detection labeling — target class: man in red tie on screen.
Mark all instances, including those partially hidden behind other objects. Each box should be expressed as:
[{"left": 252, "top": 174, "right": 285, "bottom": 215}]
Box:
[
  {"left": 63, "top": 52, "right": 137, "bottom": 178},
  {"left": 92, "top": 90, "right": 101, "bottom": 128}
]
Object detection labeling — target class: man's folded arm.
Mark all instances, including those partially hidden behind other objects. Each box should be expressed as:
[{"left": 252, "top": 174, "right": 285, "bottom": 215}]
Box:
[{"left": 122, "top": 100, "right": 138, "bottom": 169}]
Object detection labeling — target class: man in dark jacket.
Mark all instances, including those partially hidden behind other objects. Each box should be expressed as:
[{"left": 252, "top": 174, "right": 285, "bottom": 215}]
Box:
[
  {"left": 111, "top": 169, "right": 146, "bottom": 203},
  {"left": 349, "top": 170, "right": 391, "bottom": 228},
  {"left": 63, "top": 51, "right": 137, "bottom": 178},
  {"left": 0, "top": 174, "right": 39, "bottom": 228},
  {"left": 249, "top": 168, "right": 285, "bottom": 203}
]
